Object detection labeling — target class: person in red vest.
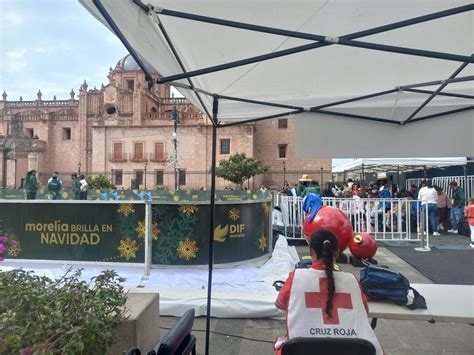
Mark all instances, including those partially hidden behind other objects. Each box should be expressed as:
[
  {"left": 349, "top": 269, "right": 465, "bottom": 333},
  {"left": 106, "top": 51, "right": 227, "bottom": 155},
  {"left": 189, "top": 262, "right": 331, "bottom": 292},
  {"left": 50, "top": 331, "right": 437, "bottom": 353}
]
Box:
[{"left": 274, "top": 229, "right": 383, "bottom": 354}]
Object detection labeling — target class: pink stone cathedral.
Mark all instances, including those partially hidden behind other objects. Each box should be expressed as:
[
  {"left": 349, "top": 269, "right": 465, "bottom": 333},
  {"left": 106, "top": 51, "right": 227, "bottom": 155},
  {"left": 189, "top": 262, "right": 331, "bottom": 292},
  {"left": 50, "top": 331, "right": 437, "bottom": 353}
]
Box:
[{"left": 0, "top": 55, "right": 330, "bottom": 190}]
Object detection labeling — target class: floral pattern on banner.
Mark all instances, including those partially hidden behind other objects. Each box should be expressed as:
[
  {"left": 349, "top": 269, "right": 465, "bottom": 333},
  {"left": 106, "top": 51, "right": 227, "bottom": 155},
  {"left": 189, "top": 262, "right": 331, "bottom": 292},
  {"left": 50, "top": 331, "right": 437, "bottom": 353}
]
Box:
[
  {"left": 117, "top": 238, "right": 139, "bottom": 260},
  {"left": 117, "top": 204, "right": 135, "bottom": 217},
  {"left": 177, "top": 239, "right": 199, "bottom": 261},
  {"left": 178, "top": 205, "right": 199, "bottom": 216},
  {"left": 135, "top": 221, "right": 159, "bottom": 240},
  {"left": 258, "top": 234, "right": 267, "bottom": 252}
]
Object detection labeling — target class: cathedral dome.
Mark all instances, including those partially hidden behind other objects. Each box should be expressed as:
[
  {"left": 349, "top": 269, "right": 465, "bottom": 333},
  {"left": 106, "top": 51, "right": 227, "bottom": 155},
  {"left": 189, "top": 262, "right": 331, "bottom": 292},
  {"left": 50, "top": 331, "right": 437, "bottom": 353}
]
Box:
[{"left": 115, "top": 54, "right": 157, "bottom": 73}]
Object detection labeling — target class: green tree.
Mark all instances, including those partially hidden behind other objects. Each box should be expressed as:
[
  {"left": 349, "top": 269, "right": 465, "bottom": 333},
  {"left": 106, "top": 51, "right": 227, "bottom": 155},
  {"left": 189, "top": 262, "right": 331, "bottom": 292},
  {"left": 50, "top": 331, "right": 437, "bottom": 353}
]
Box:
[
  {"left": 216, "top": 153, "right": 268, "bottom": 189},
  {"left": 86, "top": 175, "right": 115, "bottom": 190}
]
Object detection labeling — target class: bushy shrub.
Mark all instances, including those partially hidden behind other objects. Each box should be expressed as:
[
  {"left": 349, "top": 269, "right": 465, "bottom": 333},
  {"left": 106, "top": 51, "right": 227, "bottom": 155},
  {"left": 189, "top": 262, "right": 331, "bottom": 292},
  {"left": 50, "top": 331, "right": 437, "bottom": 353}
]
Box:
[{"left": 0, "top": 268, "right": 128, "bottom": 354}]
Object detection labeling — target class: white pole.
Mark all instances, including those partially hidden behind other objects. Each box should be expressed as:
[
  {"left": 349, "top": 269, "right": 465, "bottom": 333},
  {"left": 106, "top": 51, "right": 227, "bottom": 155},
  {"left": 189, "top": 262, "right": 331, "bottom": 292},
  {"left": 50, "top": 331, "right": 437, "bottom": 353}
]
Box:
[{"left": 144, "top": 200, "right": 152, "bottom": 276}]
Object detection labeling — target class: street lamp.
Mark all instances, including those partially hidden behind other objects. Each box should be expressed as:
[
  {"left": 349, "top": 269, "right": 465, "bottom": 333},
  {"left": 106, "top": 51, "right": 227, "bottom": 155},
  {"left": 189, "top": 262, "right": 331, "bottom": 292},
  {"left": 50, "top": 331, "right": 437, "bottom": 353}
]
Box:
[
  {"left": 282, "top": 161, "right": 286, "bottom": 186},
  {"left": 144, "top": 161, "right": 148, "bottom": 190},
  {"left": 110, "top": 165, "right": 114, "bottom": 185},
  {"left": 77, "top": 162, "right": 81, "bottom": 175}
]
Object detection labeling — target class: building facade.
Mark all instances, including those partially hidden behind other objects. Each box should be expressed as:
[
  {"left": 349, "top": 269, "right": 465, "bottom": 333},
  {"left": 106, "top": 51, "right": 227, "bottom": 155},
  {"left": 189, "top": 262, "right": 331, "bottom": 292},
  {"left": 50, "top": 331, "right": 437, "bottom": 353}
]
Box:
[{"left": 0, "top": 55, "right": 330, "bottom": 190}]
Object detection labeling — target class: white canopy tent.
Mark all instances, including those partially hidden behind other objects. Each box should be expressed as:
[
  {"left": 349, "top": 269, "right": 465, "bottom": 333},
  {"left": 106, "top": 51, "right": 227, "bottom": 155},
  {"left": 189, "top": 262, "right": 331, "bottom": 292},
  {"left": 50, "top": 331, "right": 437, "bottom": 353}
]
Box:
[
  {"left": 79, "top": 1, "right": 473, "bottom": 352},
  {"left": 332, "top": 157, "right": 468, "bottom": 174}
]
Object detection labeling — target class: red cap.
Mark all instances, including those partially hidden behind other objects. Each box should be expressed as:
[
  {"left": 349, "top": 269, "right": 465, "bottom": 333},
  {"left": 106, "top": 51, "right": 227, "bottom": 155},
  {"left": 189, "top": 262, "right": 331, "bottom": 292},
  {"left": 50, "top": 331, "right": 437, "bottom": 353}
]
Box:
[{"left": 449, "top": 180, "right": 458, "bottom": 186}]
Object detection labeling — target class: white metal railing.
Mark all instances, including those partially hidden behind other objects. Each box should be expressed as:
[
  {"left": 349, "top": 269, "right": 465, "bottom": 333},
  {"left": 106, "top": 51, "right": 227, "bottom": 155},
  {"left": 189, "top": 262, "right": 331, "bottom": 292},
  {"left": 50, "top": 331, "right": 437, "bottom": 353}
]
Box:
[
  {"left": 274, "top": 194, "right": 430, "bottom": 245},
  {"left": 406, "top": 175, "right": 473, "bottom": 198}
]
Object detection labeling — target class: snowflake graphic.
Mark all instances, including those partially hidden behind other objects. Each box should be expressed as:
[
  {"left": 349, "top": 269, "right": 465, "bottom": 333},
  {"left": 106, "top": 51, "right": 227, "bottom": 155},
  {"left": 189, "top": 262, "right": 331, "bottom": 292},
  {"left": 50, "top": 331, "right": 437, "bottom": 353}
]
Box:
[
  {"left": 135, "top": 221, "right": 159, "bottom": 240},
  {"left": 178, "top": 205, "right": 199, "bottom": 216},
  {"left": 173, "top": 195, "right": 180, "bottom": 202},
  {"left": 229, "top": 208, "right": 240, "bottom": 221},
  {"left": 259, "top": 235, "right": 267, "bottom": 252},
  {"left": 176, "top": 239, "right": 199, "bottom": 261},
  {"left": 262, "top": 202, "right": 271, "bottom": 214},
  {"left": 117, "top": 238, "right": 139, "bottom": 260},
  {"left": 7, "top": 241, "right": 21, "bottom": 257},
  {"left": 252, "top": 194, "right": 258, "bottom": 200},
  {"left": 117, "top": 204, "right": 135, "bottom": 216}
]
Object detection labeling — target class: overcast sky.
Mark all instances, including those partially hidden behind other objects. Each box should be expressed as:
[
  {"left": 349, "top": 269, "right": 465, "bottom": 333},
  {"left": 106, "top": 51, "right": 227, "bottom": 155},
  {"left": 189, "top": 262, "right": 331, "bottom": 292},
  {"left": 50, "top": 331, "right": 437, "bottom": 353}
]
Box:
[{"left": 0, "top": 0, "right": 127, "bottom": 101}]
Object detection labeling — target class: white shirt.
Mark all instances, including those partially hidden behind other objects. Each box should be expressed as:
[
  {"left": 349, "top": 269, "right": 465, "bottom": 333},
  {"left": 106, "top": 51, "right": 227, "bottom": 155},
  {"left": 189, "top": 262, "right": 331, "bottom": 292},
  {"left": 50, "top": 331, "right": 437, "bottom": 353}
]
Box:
[
  {"left": 80, "top": 179, "right": 88, "bottom": 192},
  {"left": 418, "top": 186, "right": 438, "bottom": 205}
]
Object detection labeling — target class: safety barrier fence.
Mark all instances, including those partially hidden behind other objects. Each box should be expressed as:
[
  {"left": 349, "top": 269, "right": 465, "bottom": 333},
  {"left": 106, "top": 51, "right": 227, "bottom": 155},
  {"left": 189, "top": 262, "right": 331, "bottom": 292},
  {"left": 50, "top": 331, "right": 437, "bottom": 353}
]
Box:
[
  {"left": 406, "top": 175, "right": 473, "bottom": 199},
  {"left": 274, "top": 195, "right": 431, "bottom": 249}
]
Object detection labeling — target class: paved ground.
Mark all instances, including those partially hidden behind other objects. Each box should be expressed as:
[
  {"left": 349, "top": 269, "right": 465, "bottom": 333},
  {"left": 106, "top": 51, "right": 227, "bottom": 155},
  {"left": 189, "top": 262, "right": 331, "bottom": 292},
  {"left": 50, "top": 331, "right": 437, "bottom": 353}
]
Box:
[{"left": 159, "top": 245, "right": 474, "bottom": 355}]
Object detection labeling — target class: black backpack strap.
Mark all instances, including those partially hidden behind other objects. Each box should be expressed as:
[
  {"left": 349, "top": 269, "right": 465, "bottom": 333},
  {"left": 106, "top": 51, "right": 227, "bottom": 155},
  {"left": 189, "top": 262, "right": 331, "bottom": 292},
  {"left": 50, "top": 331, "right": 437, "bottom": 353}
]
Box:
[{"left": 406, "top": 287, "right": 427, "bottom": 310}]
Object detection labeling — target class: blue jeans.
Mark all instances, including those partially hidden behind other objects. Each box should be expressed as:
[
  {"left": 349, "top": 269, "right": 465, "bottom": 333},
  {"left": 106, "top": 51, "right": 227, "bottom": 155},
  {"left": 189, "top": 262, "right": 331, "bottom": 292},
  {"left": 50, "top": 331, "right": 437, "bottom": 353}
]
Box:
[
  {"left": 450, "top": 207, "right": 463, "bottom": 230},
  {"left": 421, "top": 204, "right": 437, "bottom": 233}
]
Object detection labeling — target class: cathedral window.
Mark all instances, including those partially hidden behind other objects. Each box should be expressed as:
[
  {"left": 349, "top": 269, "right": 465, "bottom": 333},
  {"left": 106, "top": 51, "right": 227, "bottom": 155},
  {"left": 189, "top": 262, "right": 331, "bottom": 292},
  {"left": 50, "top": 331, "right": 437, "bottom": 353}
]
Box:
[
  {"left": 126, "top": 79, "right": 135, "bottom": 92},
  {"left": 278, "top": 119, "right": 288, "bottom": 129},
  {"left": 154, "top": 142, "right": 165, "bottom": 161},
  {"left": 133, "top": 142, "right": 144, "bottom": 161},
  {"left": 135, "top": 170, "right": 144, "bottom": 185},
  {"left": 113, "top": 143, "right": 124, "bottom": 160},
  {"left": 220, "top": 139, "right": 230, "bottom": 154},
  {"left": 278, "top": 144, "right": 287, "bottom": 158},
  {"left": 106, "top": 106, "right": 117, "bottom": 115},
  {"left": 179, "top": 169, "right": 186, "bottom": 186},
  {"left": 156, "top": 170, "right": 164, "bottom": 185},
  {"left": 114, "top": 170, "right": 123, "bottom": 185},
  {"left": 62, "top": 128, "right": 71, "bottom": 140}
]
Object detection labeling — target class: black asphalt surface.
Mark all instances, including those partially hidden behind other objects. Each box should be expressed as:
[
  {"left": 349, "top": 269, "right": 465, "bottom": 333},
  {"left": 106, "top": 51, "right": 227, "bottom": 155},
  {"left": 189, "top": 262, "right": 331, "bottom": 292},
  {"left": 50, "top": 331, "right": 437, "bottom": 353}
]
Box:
[{"left": 386, "top": 246, "right": 474, "bottom": 285}]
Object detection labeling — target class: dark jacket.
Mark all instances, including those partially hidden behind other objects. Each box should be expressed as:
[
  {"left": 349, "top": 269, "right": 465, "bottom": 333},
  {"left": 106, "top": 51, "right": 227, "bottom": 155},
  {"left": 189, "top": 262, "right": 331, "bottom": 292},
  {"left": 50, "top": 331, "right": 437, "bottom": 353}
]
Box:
[{"left": 452, "top": 187, "right": 466, "bottom": 208}]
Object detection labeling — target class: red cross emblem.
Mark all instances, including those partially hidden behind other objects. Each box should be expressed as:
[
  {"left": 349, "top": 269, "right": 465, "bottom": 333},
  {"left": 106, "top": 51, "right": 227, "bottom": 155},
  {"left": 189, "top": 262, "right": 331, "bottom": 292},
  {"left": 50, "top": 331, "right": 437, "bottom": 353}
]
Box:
[{"left": 305, "top": 278, "right": 353, "bottom": 325}]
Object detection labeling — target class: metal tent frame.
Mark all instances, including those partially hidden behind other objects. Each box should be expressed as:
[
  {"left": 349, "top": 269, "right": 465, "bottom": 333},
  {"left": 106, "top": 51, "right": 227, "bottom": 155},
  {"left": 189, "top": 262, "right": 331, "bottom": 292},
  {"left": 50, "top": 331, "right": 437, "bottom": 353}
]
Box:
[{"left": 90, "top": 1, "right": 473, "bottom": 353}]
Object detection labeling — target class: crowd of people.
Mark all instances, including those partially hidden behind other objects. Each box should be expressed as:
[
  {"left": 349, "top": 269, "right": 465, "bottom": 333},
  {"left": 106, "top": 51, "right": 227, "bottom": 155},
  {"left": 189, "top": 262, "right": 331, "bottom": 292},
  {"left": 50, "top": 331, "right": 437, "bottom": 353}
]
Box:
[
  {"left": 24, "top": 171, "right": 89, "bottom": 200},
  {"left": 276, "top": 175, "right": 472, "bottom": 245}
]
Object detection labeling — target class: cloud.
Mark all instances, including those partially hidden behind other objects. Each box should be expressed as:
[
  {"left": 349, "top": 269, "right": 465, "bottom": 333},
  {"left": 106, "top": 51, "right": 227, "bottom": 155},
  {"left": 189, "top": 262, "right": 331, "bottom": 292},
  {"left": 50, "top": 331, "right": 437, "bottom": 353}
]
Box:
[
  {"left": 4, "top": 48, "right": 27, "bottom": 73},
  {"left": 0, "top": 11, "right": 25, "bottom": 28}
]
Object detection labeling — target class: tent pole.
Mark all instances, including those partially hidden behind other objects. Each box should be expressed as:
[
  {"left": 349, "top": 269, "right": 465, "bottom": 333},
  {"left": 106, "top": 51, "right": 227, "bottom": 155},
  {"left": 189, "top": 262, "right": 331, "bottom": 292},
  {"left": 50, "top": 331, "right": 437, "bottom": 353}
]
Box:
[
  {"left": 154, "top": 4, "right": 474, "bottom": 84},
  {"left": 404, "top": 88, "right": 474, "bottom": 100},
  {"left": 155, "top": 5, "right": 474, "bottom": 83},
  {"left": 361, "top": 164, "right": 365, "bottom": 186},
  {"left": 205, "top": 96, "right": 219, "bottom": 355},
  {"left": 403, "top": 56, "right": 472, "bottom": 125},
  {"left": 464, "top": 165, "right": 468, "bottom": 203}
]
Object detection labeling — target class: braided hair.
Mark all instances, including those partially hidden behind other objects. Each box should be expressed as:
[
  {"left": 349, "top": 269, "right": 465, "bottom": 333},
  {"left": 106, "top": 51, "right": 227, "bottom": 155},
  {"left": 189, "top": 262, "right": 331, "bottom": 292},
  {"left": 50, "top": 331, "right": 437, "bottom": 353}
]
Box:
[{"left": 310, "top": 228, "right": 339, "bottom": 319}]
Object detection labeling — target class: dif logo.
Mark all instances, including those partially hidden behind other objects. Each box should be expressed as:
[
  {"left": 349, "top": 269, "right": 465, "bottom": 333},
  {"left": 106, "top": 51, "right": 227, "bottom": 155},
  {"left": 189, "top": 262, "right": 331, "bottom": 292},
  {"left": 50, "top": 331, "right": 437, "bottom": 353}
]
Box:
[{"left": 213, "top": 208, "right": 246, "bottom": 242}]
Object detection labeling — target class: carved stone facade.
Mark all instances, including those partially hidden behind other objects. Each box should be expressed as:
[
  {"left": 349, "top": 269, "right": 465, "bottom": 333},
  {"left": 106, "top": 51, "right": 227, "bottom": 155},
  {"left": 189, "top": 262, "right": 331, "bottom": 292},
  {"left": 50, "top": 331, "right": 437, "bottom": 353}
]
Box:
[{"left": 0, "top": 55, "right": 330, "bottom": 189}]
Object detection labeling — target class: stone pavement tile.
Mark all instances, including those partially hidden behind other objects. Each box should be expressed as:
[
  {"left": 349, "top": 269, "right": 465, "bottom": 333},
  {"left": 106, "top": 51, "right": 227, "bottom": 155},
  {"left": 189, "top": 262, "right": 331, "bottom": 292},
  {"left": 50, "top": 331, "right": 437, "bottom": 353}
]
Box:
[{"left": 374, "top": 333, "right": 403, "bottom": 352}]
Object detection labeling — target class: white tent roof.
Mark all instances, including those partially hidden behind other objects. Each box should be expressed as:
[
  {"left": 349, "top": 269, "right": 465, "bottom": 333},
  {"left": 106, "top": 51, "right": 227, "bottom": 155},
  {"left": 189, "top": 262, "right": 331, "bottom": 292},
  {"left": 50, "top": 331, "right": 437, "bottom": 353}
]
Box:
[
  {"left": 332, "top": 157, "right": 468, "bottom": 173},
  {"left": 80, "top": 0, "right": 474, "bottom": 157}
]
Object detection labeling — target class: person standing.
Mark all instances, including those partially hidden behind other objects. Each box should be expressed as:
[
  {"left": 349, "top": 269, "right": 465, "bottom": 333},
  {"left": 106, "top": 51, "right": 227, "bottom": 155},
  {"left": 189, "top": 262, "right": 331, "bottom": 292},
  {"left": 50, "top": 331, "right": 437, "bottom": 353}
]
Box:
[
  {"left": 47, "top": 175, "right": 62, "bottom": 200},
  {"left": 296, "top": 175, "right": 311, "bottom": 197},
  {"left": 448, "top": 181, "right": 466, "bottom": 234},
  {"left": 436, "top": 186, "right": 451, "bottom": 232},
  {"left": 48, "top": 171, "right": 62, "bottom": 185},
  {"left": 71, "top": 173, "right": 81, "bottom": 200},
  {"left": 24, "top": 170, "right": 38, "bottom": 200},
  {"left": 464, "top": 198, "right": 474, "bottom": 248},
  {"left": 79, "top": 175, "right": 89, "bottom": 200},
  {"left": 418, "top": 180, "right": 439, "bottom": 235}
]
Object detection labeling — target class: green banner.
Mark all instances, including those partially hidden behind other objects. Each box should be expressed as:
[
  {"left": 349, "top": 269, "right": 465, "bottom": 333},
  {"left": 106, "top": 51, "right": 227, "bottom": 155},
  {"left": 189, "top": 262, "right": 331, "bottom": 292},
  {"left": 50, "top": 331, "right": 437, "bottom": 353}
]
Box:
[
  {"left": 0, "top": 203, "right": 145, "bottom": 263},
  {"left": 152, "top": 201, "right": 271, "bottom": 265},
  {"left": 0, "top": 200, "right": 271, "bottom": 265}
]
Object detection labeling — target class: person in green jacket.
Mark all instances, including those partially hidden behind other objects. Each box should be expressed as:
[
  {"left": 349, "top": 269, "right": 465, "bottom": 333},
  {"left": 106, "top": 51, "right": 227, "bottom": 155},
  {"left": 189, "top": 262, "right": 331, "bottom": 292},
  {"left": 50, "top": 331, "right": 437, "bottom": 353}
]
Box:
[
  {"left": 47, "top": 175, "right": 62, "bottom": 200},
  {"left": 302, "top": 180, "right": 322, "bottom": 198},
  {"left": 296, "top": 175, "right": 311, "bottom": 197},
  {"left": 448, "top": 180, "right": 466, "bottom": 233},
  {"left": 71, "top": 173, "right": 81, "bottom": 200},
  {"left": 24, "top": 170, "right": 38, "bottom": 200}
]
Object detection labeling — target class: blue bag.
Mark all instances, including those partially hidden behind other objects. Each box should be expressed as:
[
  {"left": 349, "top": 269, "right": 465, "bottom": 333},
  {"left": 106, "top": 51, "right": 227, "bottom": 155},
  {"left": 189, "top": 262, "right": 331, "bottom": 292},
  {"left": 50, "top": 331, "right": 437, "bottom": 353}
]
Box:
[{"left": 360, "top": 265, "right": 427, "bottom": 310}]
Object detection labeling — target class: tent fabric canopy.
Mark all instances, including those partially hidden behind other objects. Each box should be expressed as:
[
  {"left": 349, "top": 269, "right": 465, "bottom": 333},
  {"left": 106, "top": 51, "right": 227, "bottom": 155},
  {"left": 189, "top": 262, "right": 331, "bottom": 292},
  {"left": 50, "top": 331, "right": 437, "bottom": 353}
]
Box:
[
  {"left": 80, "top": 0, "right": 473, "bottom": 124},
  {"left": 332, "top": 157, "right": 468, "bottom": 174}
]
